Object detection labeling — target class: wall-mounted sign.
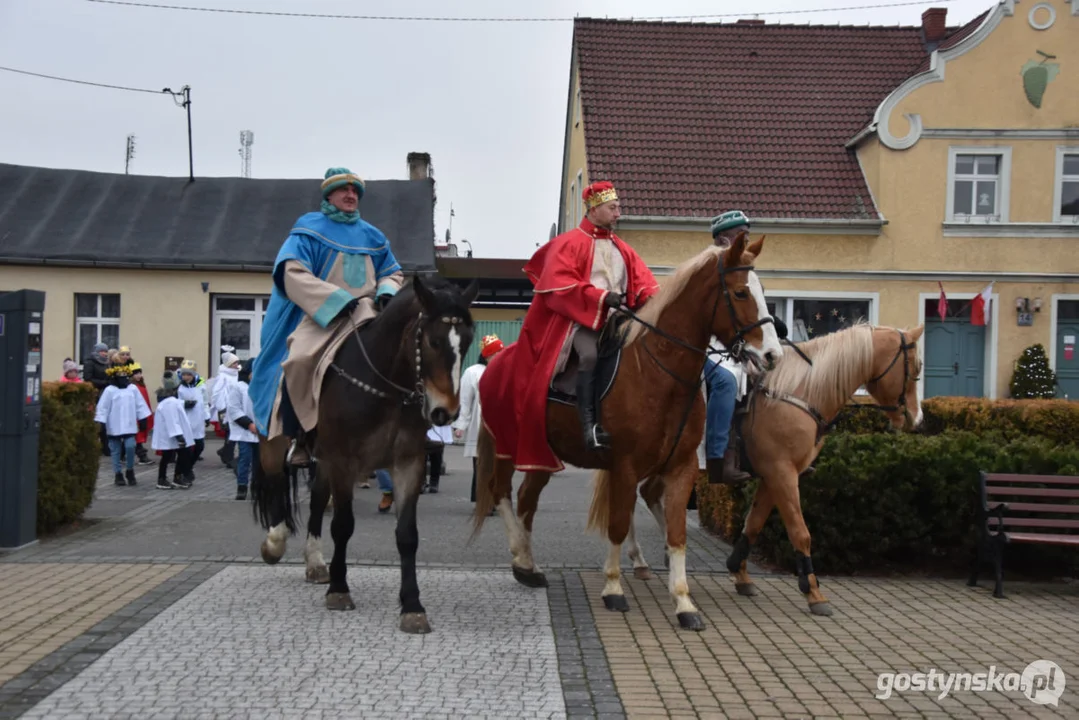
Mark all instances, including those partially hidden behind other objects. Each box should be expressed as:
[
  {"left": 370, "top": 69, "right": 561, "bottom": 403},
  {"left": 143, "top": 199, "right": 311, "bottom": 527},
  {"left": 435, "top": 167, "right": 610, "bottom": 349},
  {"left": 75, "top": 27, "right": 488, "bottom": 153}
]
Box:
[
  {"left": 1022, "top": 50, "right": 1059, "bottom": 108},
  {"left": 164, "top": 356, "right": 184, "bottom": 371},
  {"left": 1017, "top": 312, "right": 1034, "bottom": 326}
]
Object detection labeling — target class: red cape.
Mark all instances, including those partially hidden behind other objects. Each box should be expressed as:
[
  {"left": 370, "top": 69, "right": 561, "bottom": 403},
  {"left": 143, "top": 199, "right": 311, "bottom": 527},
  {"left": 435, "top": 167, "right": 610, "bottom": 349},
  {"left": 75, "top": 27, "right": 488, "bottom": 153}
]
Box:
[
  {"left": 479, "top": 218, "right": 659, "bottom": 471},
  {"left": 135, "top": 382, "right": 153, "bottom": 444}
]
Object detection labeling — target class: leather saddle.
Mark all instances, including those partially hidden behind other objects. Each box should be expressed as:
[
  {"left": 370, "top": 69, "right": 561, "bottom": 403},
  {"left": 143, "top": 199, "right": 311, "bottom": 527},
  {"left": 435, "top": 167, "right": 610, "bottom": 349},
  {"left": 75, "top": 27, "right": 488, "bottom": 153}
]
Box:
[{"left": 547, "top": 314, "right": 629, "bottom": 406}]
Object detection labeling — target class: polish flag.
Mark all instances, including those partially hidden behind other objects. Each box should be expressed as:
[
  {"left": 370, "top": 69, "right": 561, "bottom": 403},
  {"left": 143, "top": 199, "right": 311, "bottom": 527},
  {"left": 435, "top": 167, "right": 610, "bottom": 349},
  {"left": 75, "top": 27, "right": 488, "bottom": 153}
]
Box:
[
  {"left": 971, "top": 282, "right": 993, "bottom": 326},
  {"left": 937, "top": 282, "right": 948, "bottom": 321}
]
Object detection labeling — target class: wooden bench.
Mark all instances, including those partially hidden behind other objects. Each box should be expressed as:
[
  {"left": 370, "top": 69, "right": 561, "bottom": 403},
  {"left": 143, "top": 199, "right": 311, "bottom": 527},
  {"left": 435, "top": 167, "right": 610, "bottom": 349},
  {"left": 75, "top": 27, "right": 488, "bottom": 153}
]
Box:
[{"left": 968, "top": 472, "right": 1079, "bottom": 598}]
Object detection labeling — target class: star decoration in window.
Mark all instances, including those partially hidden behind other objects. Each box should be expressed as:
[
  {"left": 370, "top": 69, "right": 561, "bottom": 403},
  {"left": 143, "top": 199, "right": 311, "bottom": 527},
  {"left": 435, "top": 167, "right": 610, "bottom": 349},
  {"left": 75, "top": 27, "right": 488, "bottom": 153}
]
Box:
[
  {"left": 815, "top": 313, "right": 823, "bottom": 321},
  {"left": 807, "top": 326, "right": 815, "bottom": 335},
  {"left": 831, "top": 308, "right": 840, "bottom": 317},
  {"left": 839, "top": 315, "right": 847, "bottom": 323}
]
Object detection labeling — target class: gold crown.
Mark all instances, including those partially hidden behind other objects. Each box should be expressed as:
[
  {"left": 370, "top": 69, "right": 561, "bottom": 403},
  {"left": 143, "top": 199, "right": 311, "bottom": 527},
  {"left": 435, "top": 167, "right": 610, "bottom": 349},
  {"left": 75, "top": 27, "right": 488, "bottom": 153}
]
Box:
[{"left": 585, "top": 187, "right": 618, "bottom": 209}]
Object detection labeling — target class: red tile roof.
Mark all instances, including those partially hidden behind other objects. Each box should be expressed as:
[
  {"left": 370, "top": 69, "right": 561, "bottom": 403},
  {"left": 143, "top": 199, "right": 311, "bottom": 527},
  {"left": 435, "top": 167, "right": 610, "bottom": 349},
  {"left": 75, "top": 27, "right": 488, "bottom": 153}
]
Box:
[{"left": 573, "top": 19, "right": 950, "bottom": 220}]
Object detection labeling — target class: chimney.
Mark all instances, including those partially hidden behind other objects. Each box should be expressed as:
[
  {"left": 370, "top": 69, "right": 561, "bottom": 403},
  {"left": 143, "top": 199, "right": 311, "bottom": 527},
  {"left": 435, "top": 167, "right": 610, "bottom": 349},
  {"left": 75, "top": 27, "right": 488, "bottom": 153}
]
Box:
[
  {"left": 735, "top": 19, "right": 765, "bottom": 25},
  {"left": 921, "top": 8, "right": 947, "bottom": 43},
  {"left": 406, "top": 152, "right": 432, "bottom": 181}
]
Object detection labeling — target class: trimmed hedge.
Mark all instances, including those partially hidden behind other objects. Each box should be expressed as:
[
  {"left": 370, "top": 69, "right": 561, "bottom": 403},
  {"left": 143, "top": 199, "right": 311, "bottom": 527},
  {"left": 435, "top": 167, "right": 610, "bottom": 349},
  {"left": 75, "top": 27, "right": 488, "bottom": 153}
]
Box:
[
  {"left": 697, "top": 431, "right": 1079, "bottom": 576},
  {"left": 920, "top": 397, "right": 1079, "bottom": 446},
  {"left": 37, "top": 381, "right": 99, "bottom": 534}
]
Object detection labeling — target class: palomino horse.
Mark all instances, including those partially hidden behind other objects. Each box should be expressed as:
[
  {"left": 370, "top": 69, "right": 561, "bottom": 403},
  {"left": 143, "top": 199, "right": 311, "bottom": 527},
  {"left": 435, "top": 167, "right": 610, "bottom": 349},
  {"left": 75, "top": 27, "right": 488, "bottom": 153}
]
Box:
[
  {"left": 473, "top": 235, "right": 783, "bottom": 630},
  {"left": 251, "top": 275, "right": 477, "bottom": 634},
  {"left": 631, "top": 322, "right": 924, "bottom": 616}
]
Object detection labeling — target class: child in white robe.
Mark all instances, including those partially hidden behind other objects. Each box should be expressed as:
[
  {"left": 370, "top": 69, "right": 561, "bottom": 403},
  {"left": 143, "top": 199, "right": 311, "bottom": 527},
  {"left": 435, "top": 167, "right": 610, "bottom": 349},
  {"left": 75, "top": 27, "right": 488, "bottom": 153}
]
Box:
[
  {"left": 226, "top": 358, "right": 259, "bottom": 501},
  {"left": 95, "top": 364, "right": 152, "bottom": 487},
  {"left": 152, "top": 370, "right": 196, "bottom": 490}
]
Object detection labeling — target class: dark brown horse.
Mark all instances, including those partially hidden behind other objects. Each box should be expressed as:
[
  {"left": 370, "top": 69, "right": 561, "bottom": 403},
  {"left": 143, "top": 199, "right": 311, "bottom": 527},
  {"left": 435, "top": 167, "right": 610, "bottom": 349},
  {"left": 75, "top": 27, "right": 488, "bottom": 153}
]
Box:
[
  {"left": 472, "top": 235, "right": 783, "bottom": 630},
  {"left": 632, "top": 322, "right": 924, "bottom": 616},
  {"left": 251, "top": 275, "right": 477, "bottom": 633}
]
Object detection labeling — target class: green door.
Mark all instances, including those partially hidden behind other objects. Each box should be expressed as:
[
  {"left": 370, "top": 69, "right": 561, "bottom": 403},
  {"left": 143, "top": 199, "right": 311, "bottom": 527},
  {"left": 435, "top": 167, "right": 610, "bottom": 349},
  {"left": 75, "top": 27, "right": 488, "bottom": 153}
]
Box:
[
  {"left": 462, "top": 319, "right": 524, "bottom": 369},
  {"left": 1056, "top": 300, "right": 1079, "bottom": 400},
  {"left": 924, "top": 300, "right": 986, "bottom": 398}
]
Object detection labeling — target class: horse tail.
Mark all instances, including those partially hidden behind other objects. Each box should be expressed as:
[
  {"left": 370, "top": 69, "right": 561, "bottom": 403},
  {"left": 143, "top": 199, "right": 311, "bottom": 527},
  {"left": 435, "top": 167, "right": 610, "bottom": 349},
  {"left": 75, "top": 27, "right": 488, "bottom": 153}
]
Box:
[
  {"left": 250, "top": 438, "right": 299, "bottom": 534},
  {"left": 586, "top": 469, "right": 611, "bottom": 536},
  {"left": 470, "top": 423, "right": 497, "bottom": 538}
]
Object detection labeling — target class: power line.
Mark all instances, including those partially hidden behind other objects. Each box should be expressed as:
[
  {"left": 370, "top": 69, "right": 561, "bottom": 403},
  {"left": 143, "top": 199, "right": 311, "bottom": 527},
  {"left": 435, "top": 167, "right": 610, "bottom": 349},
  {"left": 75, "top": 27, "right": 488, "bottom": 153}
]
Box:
[
  {"left": 85, "top": 0, "right": 953, "bottom": 23},
  {"left": 0, "top": 64, "right": 162, "bottom": 94}
]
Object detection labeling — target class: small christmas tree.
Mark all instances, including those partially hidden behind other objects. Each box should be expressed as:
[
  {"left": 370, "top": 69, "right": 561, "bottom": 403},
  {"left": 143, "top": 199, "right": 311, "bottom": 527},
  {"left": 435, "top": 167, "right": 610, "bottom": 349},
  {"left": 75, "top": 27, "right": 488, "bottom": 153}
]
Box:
[{"left": 1009, "top": 343, "right": 1057, "bottom": 399}]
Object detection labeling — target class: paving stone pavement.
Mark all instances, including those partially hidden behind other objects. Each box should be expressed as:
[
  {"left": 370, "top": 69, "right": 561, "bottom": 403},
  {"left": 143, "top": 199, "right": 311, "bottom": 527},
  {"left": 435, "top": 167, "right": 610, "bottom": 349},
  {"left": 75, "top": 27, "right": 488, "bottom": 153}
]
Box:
[{"left": 2, "top": 439, "right": 1078, "bottom": 718}]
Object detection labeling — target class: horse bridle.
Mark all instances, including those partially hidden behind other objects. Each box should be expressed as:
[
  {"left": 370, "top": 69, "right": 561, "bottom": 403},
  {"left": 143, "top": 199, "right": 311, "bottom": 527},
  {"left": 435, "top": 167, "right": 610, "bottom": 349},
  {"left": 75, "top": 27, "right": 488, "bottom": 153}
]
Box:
[
  {"left": 616, "top": 251, "right": 774, "bottom": 384},
  {"left": 329, "top": 311, "right": 467, "bottom": 411},
  {"left": 866, "top": 329, "right": 920, "bottom": 420},
  {"left": 616, "top": 251, "right": 774, "bottom": 473}
]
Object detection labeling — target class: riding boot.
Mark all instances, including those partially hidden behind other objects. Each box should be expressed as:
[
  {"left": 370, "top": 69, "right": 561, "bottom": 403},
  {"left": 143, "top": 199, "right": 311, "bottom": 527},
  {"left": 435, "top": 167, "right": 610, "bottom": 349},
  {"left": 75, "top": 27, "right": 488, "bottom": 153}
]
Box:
[
  {"left": 577, "top": 371, "right": 610, "bottom": 451},
  {"left": 707, "top": 449, "right": 751, "bottom": 485}
]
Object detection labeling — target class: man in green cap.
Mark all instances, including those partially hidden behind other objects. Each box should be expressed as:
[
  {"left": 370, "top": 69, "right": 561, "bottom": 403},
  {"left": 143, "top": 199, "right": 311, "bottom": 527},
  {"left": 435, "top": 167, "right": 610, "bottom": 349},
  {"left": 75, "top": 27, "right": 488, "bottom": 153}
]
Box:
[{"left": 250, "top": 167, "right": 404, "bottom": 467}]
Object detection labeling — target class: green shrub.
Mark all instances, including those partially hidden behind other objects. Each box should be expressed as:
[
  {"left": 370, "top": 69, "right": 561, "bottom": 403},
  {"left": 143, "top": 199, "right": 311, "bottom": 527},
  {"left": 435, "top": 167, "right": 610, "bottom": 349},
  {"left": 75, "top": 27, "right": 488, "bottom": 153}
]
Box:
[
  {"left": 697, "top": 431, "right": 1079, "bottom": 576},
  {"left": 920, "top": 397, "right": 1079, "bottom": 446},
  {"left": 37, "top": 381, "right": 99, "bottom": 534}
]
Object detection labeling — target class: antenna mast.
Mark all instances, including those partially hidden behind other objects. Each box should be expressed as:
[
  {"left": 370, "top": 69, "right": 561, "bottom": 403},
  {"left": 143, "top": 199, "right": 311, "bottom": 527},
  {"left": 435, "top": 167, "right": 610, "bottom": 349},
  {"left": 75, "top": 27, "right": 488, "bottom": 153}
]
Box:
[
  {"left": 124, "top": 134, "right": 136, "bottom": 174},
  {"left": 238, "top": 130, "right": 254, "bottom": 178}
]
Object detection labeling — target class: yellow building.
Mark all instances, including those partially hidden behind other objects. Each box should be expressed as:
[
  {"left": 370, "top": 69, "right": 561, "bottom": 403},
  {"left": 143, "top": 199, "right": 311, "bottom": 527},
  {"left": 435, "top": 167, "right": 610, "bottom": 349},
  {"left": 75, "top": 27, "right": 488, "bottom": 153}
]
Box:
[
  {"left": 561, "top": 2, "right": 1079, "bottom": 399},
  {"left": 0, "top": 154, "right": 438, "bottom": 384}
]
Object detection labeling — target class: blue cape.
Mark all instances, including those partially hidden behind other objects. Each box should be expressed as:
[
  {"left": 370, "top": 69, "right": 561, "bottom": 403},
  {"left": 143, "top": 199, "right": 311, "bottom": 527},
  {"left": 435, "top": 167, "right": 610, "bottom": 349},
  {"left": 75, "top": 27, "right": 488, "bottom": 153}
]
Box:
[{"left": 249, "top": 212, "right": 402, "bottom": 434}]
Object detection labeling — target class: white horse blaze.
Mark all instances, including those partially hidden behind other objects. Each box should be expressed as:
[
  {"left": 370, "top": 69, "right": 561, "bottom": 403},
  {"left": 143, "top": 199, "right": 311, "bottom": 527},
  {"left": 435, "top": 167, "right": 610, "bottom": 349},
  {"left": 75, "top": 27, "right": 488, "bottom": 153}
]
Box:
[
  {"left": 448, "top": 327, "right": 462, "bottom": 394},
  {"left": 748, "top": 271, "right": 783, "bottom": 362},
  {"left": 667, "top": 547, "right": 698, "bottom": 614}
]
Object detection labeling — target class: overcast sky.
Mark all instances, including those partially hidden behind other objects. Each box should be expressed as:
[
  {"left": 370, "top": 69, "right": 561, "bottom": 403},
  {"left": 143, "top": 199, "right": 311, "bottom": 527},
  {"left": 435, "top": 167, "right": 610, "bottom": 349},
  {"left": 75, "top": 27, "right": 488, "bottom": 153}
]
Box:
[{"left": 1, "top": 0, "right": 992, "bottom": 259}]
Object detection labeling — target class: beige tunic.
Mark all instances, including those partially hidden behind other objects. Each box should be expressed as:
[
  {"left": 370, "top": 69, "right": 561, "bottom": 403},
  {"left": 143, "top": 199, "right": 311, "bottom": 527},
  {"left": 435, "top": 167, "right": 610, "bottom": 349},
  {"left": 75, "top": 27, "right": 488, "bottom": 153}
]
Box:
[
  {"left": 268, "top": 256, "right": 404, "bottom": 437},
  {"left": 553, "top": 238, "right": 628, "bottom": 380}
]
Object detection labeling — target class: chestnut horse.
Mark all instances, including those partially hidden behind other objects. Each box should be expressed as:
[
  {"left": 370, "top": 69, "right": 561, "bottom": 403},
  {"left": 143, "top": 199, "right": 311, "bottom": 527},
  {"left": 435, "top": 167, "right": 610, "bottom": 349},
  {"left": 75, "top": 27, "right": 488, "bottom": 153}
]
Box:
[
  {"left": 631, "top": 322, "right": 924, "bottom": 616},
  {"left": 473, "top": 236, "right": 783, "bottom": 630}
]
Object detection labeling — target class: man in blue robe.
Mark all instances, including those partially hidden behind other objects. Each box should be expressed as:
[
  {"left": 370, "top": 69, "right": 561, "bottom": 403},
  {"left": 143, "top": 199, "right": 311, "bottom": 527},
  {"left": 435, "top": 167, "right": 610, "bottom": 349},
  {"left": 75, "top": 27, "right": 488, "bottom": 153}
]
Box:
[{"left": 250, "top": 167, "right": 404, "bottom": 466}]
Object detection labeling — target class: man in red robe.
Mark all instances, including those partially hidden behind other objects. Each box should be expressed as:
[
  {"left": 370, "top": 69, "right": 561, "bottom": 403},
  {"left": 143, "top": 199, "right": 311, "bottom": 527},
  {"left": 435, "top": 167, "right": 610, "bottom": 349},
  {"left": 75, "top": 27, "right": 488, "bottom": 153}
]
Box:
[{"left": 480, "top": 181, "right": 659, "bottom": 471}]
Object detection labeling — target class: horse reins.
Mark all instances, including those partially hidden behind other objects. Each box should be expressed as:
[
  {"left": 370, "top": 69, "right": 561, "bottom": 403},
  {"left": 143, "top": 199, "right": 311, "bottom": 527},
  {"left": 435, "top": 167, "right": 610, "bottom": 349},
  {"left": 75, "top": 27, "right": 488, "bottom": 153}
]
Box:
[
  {"left": 329, "top": 309, "right": 466, "bottom": 412},
  {"left": 759, "top": 329, "right": 919, "bottom": 442},
  {"left": 615, "top": 251, "right": 774, "bottom": 474}
]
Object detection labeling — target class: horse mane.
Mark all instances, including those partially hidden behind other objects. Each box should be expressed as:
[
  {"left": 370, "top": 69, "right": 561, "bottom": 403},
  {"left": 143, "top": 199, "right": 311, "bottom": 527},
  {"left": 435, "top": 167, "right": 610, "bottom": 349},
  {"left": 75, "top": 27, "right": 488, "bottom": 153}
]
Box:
[
  {"left": 765, "top": 322, "right": 874, "bottom": 409},
  {"left": 624, "top": 246, "right": 724, "bottom": 345}
]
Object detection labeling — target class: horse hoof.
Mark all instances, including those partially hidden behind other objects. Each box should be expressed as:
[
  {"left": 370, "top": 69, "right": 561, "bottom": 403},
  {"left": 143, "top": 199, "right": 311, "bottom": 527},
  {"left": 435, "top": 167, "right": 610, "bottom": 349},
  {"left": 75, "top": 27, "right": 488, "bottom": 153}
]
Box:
[
  {"left": 305, "top": 565, "right": 331, "bottom": 584},
  {"left": 325, "top": 592, "right": 355, "bottom": 611},
  {"left": 512, "top": 565, "right": 548, "bottom": 588},
  {"left": 677, "top": 612, "right": 705, "bottom": 632},
  {"left": 602, "top": 594, "right": 630, "bottom": 612},
  {"left": 260, "top": 540, "right": 283, "bottom": 565},
  {"left": 633, "top": 567, "right": 653, "bottom": 581},
  {"left": 809, "top": 602, "right": 834, "bottom": 617},
  {"left": 735, "top": 582, "right": 758, "bottom": 597},
  {"left": 400, "top": 612, "right": 432, "bottom": 634}
]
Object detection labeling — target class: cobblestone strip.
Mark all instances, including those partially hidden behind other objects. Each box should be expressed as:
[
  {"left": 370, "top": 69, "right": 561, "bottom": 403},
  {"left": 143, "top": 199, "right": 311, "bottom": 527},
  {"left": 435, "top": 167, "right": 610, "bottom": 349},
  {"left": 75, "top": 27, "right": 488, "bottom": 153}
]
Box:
[
  {"left": 0, "top": 563, "right": 222, "bottom": 720},
  {"left": 19, "top": 567, "right": 565, "bottom": 720},
  {"left": 547, "top": 572, "right": 626, "bottom": 720}
]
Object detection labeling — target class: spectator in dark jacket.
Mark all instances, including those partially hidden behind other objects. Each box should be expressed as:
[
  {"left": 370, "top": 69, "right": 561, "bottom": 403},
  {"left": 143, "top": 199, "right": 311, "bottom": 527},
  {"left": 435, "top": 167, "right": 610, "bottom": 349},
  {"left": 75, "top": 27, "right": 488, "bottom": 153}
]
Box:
[{"left": 83, "top": 342, "right": 112, "bottom": 456}]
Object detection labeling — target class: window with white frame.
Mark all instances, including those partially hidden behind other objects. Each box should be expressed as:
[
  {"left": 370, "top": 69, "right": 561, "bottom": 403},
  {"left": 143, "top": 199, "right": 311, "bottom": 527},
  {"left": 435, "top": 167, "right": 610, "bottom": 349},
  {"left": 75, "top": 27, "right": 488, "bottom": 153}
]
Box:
[
  {"left": 75, "top": 293, "right": 120, "bottom": 363},
  {"left": 1056, "top": 150, "right": 1079, "bottom": 221},
  {"left": 947, "top": 148, "right": 1010, "bottom": 222},
  {"left": 576, "top": 170, "right": 584, "bottom": 225}
]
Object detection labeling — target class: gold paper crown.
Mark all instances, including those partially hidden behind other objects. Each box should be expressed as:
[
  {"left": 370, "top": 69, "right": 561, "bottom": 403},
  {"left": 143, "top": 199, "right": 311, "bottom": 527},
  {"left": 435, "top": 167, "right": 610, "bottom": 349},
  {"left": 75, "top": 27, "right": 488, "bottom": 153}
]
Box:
[
  {"left": 585, "top": 187, "right": 618, "bottom": 209},
  {"left": 106, "top": 364, "right": 134, "bottom": 377}
]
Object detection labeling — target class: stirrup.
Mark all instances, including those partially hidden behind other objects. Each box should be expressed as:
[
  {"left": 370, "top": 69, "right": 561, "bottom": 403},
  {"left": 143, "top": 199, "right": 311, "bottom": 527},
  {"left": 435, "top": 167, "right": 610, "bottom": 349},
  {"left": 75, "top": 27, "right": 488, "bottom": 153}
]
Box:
[{"left": 585, "top": 424, "right": 611, "bottom": 450}]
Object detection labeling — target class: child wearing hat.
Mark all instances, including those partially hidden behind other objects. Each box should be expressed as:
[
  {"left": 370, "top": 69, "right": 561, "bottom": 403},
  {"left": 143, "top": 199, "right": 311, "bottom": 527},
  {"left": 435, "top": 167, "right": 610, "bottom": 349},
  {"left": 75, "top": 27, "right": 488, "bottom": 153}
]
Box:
[
  {"left": 153, "top": 370, "right": 195, "bottom": 490},
  {"left": 226, "top": 358, "right": 259, "bottom": 500},
  {"left": 210, "top": 349, "right": 242, "bottom": 469},
  {"left": 95, "top": 364, "right": 152, "bottom": 487},
  {"left": 177, "top": 360, "right": 210, "bottom": 482},
  {"left": 60, "top": 358, "right": 82, "bottom": 383}
]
